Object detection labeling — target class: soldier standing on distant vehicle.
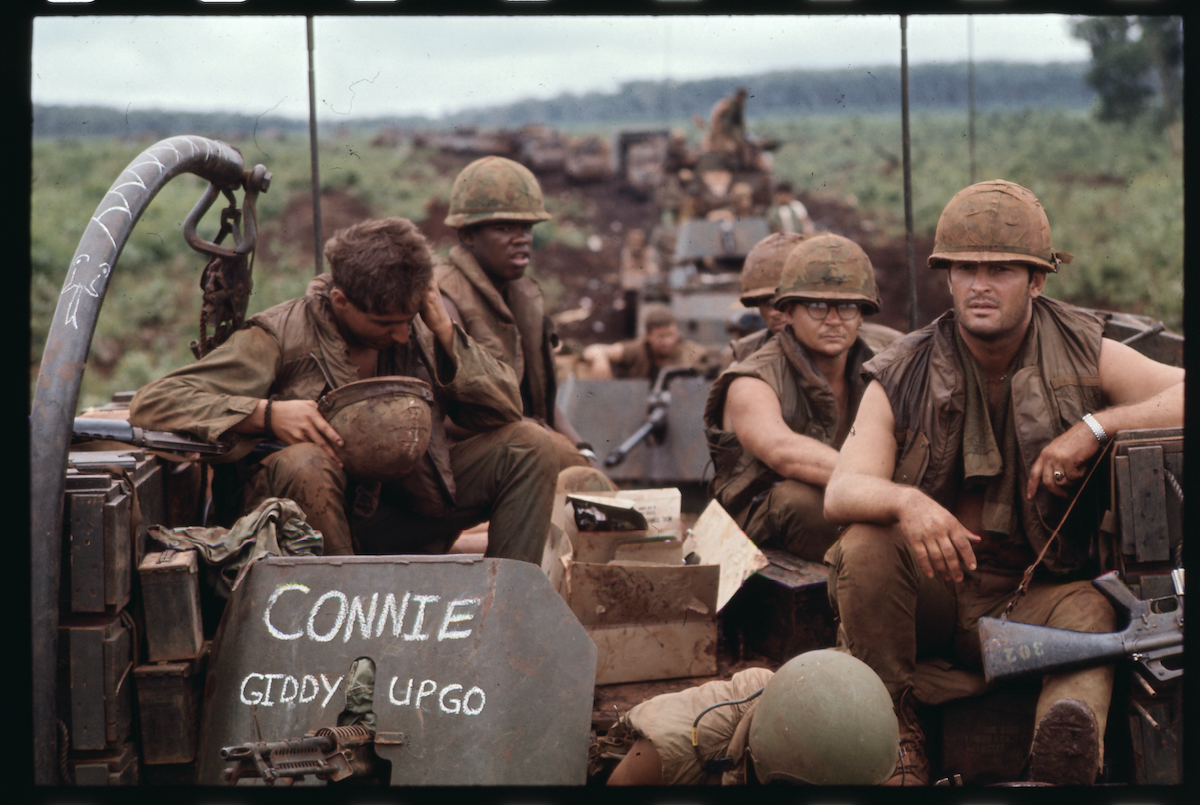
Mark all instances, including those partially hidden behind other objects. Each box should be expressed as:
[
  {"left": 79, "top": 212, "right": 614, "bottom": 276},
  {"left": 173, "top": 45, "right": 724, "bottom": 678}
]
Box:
[
  {"left": 704, "top": 233, "right": 884, "bottom": 562},
  {"left": 703, "top": 87, "right": 751, "bottom": 167},
  {"left": 766, "top": 181, "right": 816, "bottom": 236},
  {"left": 582, "top": 303, "right": 715, "bottom": 382},
  {"left": 436, "top": 156, "right": 598, "bottom": 469},
  {"left": 129, "top": 217, "right": 559, "bottom": 563},
  {"left": 822, "top": 180, "right": 1185, "bottom": 785}
]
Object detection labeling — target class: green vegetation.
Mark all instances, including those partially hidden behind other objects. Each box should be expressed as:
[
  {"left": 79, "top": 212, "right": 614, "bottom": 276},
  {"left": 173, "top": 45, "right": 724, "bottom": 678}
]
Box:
[
  {"left": 31, "top": 107, "right": 1182, "bottom": 413},
  {"left": 760, "top": 108, "right": 1182, "bottom": 328}
]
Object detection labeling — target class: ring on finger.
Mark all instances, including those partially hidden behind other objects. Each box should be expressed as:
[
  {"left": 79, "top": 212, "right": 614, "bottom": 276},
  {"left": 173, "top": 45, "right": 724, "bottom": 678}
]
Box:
[{"left": 1053, "top": 470, "right": 1065, "bottom": 483}]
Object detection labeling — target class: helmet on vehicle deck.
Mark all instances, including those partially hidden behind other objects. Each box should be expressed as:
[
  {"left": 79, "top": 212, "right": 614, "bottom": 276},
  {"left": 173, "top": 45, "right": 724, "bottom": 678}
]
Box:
[
  {"left": 748, "top": 649, "right": 899, "bottom": 785},
  {"left": 444, "top": 156, "right": 553, "bottom": 229},
  {"left": 928, "top": 179, "right": 1072, "bottom": 272},
  {"left": 772, "top": 233, "right": 880, "bottom": 314}
]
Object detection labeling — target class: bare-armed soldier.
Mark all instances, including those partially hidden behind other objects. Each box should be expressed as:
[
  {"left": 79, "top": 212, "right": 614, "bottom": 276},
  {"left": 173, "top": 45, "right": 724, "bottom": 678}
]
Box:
[
  {"left": 823, "top": 180, "right": 1184, "bottom": 785},
  {"left": 704, "top": 234, "right": 884, "bottom": 562}
]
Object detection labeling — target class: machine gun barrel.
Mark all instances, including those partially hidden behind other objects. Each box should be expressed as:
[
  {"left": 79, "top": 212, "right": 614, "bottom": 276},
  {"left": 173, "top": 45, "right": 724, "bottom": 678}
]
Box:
[
  {"left": 604, "top": 407, "right": 665, "bottom": 467},
  {"left": 979, "top": 571, "right": 1183, "bottom": 685},
  {"left": 603, "top": 366, "right": 697, "bottom": 467}
]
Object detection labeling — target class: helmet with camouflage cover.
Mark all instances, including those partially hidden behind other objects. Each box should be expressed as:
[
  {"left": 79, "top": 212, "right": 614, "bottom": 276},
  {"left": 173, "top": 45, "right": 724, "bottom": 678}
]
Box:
[
  {"left": 928, "top": 179, "right": 1073, "bottom": 272},
  {"left": 748, "top": 649, "right": 899, "bottom": 785},
  {"left": 773, "top": 233, "right": 880, "bottom": 314},
  {"left": 444, "top": 155, "right": 553, "bottom": 229},
  {"left": 318, "top": 377, "right": 434, "bottom": 482},
  {"left": 740, "top": 231, "right": 806, "bottom": 305}
]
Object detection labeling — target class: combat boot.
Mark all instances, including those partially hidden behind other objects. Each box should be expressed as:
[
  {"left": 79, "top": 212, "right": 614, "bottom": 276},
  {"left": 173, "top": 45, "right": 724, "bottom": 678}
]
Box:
[
  {"left": 884, "top": 688, "right": 929, "bottom": 786},
  {"left": 1027, "top": 698, "right": 1100, "bottom": 785}
]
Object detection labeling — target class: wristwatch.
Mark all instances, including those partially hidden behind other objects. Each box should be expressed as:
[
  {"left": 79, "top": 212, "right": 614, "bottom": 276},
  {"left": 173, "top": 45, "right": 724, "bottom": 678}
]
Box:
[{"left": 1082, "top": 413, "right": 1108, "bottom": 445}]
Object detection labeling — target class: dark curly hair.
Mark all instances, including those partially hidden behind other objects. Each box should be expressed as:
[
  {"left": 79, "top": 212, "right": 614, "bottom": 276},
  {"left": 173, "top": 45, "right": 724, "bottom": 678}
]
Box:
[{"left": 323, "top": 217, "right": 433, "bottom": 315}]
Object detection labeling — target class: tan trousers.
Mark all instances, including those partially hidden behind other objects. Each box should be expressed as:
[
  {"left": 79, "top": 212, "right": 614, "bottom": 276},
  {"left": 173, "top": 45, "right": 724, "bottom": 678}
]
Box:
[
  {"left": 245, "top": 420, "right": 559, "bottom": 564},
  {"left": 825, "top": 523, "right": 1117, "bottom": 766}
]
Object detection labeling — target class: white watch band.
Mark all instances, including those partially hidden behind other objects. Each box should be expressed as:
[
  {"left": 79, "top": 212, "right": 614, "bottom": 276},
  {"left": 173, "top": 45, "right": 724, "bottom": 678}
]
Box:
[{"left": 1082, "top": 413, "right": 1108, "bottom": 444}]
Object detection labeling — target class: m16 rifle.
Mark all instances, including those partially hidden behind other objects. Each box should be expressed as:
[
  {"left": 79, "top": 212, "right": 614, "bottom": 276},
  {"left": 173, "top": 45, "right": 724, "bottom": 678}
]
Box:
[
  {"left": 978, "top": 570, "right": 1183, "bottom": 689},
  {"left": 604, "top": 365, "right": 698, "bottom": 467},
  {"left": 219, "top": 724, "right": 390, "bottom": 785}
]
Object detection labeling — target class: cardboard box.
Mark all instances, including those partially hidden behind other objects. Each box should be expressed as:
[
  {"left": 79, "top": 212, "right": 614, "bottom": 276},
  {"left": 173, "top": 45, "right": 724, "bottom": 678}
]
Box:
[
  {"left": 138, "top": 549, "right": 204, "bottom": 662},
  {"left": 558, "top": 496, "right": 765, "bottom": 685}
]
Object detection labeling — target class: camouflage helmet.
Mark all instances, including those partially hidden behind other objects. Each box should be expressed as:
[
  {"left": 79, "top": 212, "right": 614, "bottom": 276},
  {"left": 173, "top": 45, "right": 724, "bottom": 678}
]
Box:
[
  {"left": 748, "top": 649, "right": 899, "bottom": 785},
  {"left": 318, "top": 377, "right": 434, "bottom": 482},
  {"left": 773, "top": 233, "right": 880, "bottom": 314},
  {"left": 444, "top": 156, "right": 553, "bottom": 229},
  {"left": 928, "top": 179, "right": 1073, "bottom": 272},
  {"left": 740, "top": 232, "right": 807, "bottom": 305}
]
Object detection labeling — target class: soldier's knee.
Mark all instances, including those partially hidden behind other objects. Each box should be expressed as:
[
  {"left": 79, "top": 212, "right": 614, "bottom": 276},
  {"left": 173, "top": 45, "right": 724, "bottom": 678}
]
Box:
[
  {"left": 835, "top": 523, "right": 906, "bottom": 567},
  {"left": 268, "top": 443, "right": 345, "bottom": 486},
  {"left": 1054, "top": 585, "right": 1119, "bottom": 634}
]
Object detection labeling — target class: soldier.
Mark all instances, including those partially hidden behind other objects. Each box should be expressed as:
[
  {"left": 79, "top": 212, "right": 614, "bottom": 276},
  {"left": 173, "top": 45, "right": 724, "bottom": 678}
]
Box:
[
  {"left": 704, "top": 234, "right": 883, "bottom": 562},
  {"left": 436, "top": 156, "right": 597, "bottom": 469},
  {"left": 596, "top": 650, "right": 898, "bottom": 786},
  {"left": 766, "top": 181, "right": 815, "bottom": 236},
  {"left": 823, "top": 180, "right": 1185, "bottom": 785},
  {"left": 729, "top": 232, "right": 807, "bottom": 363},
  {"left": 129, "top": 217, "right": 560, "bottom": 563},
  {"left": 582, "top": 303, "right": 715, "bottom": 381},
  {"left": 703, "top": 87, "right": 750, "bottom": 166}
]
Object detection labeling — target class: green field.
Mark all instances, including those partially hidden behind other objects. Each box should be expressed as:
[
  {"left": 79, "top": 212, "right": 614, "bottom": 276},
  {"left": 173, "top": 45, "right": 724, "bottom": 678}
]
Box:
[{"left": 30, "top": 109, "right": 1182, "bottom": 412}]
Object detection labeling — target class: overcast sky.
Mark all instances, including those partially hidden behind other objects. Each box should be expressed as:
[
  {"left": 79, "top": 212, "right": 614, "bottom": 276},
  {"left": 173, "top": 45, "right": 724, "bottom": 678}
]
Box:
[{"left": 31, "top": 14, "right": 1095, "bottom": 120}]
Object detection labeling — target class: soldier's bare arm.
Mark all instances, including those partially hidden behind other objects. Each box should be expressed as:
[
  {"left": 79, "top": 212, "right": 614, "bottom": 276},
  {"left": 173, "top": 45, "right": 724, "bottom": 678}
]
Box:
[
  {"left": 1027, "top": 339, "right": 1184, "bottom": 499},
  {"left": 825, "top": 381, "right": 980, "bottom": 582},
  {"left": 581, "top": 342, "right": 624, "bottom": 379},
  {"left": 723, "top": 376, "right": 839, "bottom": 487}
]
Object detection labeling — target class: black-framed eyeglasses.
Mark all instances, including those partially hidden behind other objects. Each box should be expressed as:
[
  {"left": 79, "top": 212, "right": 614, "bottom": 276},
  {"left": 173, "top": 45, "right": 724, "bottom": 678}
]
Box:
[{"left": 801, "top": 301, "right": 862, "bottom": 320}]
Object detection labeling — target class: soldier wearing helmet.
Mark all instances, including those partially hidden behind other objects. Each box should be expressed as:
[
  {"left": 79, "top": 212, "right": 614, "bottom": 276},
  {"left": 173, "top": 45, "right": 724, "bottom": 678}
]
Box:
[
  {"left": 436, "top": 156, "right": 601, "bottom": 470},
  {"left": 824, "top": 180, "right": 1184, "bottom": 785},
  {"left": 595, "top": 649, "right": 898, "bottom": 786},
  {"left": 130, "top": 217, "right": 559, "bottom": 564},
  {"left": 703, "top": 233, "right": 885, "bottom": 562},
  {"left": 731, "top": 232, "right": 902, "bottom": 366}
]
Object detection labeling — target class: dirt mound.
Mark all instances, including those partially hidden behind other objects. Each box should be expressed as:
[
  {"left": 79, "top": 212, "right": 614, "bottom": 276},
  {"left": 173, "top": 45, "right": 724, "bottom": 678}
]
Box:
[{"left": 256, "top": 190, "right": 376, "bottom": 268}]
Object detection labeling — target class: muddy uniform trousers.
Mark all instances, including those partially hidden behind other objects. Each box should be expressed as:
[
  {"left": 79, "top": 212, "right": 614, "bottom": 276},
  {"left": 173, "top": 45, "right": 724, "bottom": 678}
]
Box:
[
  {"left": 243, "top": 420, "right": 558, "bottom": 564},
  {"left": 742, "top": 480, "right": 841, "bottom": 563},
  {"left": 825, "top": 523, "right": 1117, "bottom": 771}
]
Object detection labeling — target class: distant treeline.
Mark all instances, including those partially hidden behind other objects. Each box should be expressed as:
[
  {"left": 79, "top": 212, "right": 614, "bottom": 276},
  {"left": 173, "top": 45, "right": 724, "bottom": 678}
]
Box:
[{"left": 34, "top": 60, "right": 1095, "bottom": 140}]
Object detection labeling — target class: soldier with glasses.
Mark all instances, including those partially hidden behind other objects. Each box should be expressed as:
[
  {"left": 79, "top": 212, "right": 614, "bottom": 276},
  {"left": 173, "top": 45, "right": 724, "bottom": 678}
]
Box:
[{"left": 703, "top": 233, "right": 885, "bottom": 562}]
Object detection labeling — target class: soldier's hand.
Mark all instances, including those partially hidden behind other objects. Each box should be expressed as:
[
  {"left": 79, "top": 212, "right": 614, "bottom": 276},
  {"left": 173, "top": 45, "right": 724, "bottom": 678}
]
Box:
[
  {"left": 269, "top": 399, "right": 345, "bottom": 466},
  {"left": 419, "top": 276, "right": 455, "bottom": 351},
  {"left": 895, "top": 492, "right": 981, "bottom": 583},
  {"left": 1027, "top": 423, "right": 1098, "bottom": 500}
]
